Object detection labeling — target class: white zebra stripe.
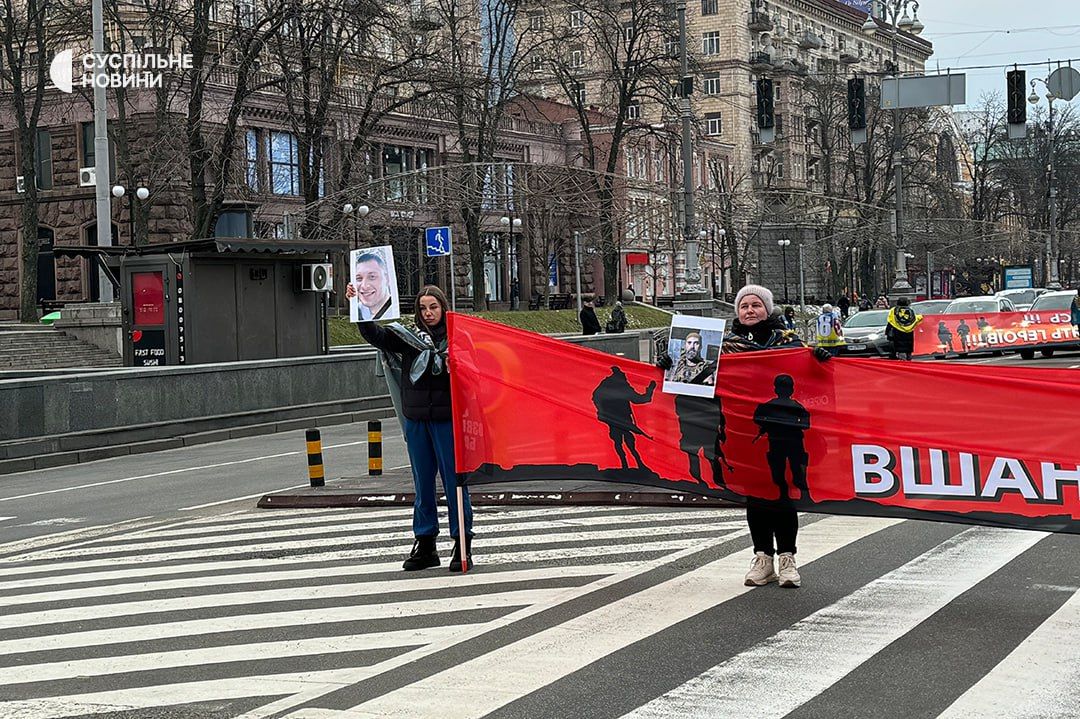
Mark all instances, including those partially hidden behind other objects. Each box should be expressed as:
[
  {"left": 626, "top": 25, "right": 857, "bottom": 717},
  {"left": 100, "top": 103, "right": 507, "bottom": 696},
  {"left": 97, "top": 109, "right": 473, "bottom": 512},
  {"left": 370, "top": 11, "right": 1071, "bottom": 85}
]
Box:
[
  {"left": 0, "top": 624, "right": 473, "bottom": 687},
  {"left": 4, "top": 521, "right": 731, "bottom": 569},
  {"left": 937, "top": 584, "right": 1080, "bottom": 719},
  {"left": 621, "top": 527, "right": 1046, "bottom": 719},
  {"left": 0, "top": 587, "right": 566, "bottom": 657},
  {"left": 0, "top": 562, "right": 640, "bottom": 630},
  {"left": 244, "top": 516, "right": 900, "bottom": 719},
  {"left": 56, "top": 509, "right": 743, "bottom": 554},
  {"left": 0, "top": 536, "right": 723, "bottom": 597}
]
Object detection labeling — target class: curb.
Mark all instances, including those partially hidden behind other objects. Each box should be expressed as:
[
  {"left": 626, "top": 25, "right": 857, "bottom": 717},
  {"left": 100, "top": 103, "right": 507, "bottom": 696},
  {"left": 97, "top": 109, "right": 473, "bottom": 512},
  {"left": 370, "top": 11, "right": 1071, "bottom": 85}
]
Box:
[{"left": 258, "top": 490, "right": 739, "bottom": 509}]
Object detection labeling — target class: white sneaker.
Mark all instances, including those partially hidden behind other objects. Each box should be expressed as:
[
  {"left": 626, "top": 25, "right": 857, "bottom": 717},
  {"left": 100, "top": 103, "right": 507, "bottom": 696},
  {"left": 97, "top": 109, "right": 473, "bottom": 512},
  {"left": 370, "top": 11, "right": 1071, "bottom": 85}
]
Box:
[
  {"left": 744, "top": 551, "right": 777, "bottom": 586},
  {"left": 777, "top": 552, "right": 801, "bottom": 588}
]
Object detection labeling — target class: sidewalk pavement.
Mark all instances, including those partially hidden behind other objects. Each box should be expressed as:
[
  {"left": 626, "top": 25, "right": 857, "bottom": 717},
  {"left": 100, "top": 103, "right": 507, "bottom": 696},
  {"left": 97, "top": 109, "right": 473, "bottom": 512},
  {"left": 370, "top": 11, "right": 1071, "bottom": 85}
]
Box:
[{"left": 257, "top": 466, "right": 734, "bottom": 509}]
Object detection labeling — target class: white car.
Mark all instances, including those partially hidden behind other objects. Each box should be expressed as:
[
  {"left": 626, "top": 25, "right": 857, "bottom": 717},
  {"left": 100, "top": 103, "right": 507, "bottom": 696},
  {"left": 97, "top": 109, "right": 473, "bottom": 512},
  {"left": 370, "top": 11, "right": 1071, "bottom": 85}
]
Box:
[
  {"left": 994, "top": 288, "right": 1046, "bottom": 311},
  {"left": 944, "top": 295, "right": 1018, "bottom": 314},
  {"left": 1015, "top": 290, "right": 1080, "bottom": 359}
]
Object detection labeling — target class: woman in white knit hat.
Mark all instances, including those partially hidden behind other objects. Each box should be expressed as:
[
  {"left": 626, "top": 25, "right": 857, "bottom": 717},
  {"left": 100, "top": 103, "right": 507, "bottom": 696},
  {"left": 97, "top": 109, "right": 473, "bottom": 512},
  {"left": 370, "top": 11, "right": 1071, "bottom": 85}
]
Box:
[{"left": 726, "top": 284, "right": 832, "bottom": 589}]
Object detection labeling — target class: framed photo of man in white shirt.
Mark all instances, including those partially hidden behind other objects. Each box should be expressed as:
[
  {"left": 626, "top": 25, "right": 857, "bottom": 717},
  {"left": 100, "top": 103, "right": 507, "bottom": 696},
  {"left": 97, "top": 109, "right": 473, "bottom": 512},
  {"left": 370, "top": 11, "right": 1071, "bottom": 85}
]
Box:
[{"left": 347, "top": 246, "right": 400, "bottom": 322}]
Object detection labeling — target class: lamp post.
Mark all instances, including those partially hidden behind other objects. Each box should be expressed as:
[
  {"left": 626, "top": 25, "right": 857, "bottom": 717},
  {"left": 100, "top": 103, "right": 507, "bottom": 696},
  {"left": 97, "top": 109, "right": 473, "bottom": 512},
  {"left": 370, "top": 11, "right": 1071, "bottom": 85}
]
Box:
[
  {"left": 698, "top": 228, "right": 709, "bottom": 294},
  {"left": 778, "top": 238, "right": 791, "bottom": 303},
  {"left": 342, "top": 202, "right": 370, "bottom": 250},
  {"left": 717, "top": 227, "right": 726, "bottom": 299},
  {"left": 500, "top": 215, "right": 522, "bottom": 309},
  {"left": 1028, "top": 77, "right": 1062, "bottom": 290},
  {"left": 675, "top": 0, "right": 701, "bottom": 294},
  {"left": 111, "top": 184, "right": 150, "bottom": 245},
  {"left": 863, "top": 0, "right": 924, "bottom": 299}
]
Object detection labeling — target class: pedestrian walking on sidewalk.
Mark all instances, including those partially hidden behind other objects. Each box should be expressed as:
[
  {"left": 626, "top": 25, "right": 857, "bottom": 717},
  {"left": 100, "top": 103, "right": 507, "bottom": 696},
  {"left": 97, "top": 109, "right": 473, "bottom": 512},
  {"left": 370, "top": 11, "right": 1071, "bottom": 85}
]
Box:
[
  {"left": 580, "top": 296, "right": 602, "bottom": 335},
  {"left": 717, "top": 284, "right": 831, "bottom": 589},
  {"left": 358, "top": 285, "right": 474, "bottom": 572}
]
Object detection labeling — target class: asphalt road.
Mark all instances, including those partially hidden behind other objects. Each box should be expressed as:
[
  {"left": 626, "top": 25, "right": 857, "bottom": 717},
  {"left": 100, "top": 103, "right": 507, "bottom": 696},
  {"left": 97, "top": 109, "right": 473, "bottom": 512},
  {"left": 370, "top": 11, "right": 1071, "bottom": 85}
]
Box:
[{"left": 0, "top": 351, "right": 1076, "bottom": 718}]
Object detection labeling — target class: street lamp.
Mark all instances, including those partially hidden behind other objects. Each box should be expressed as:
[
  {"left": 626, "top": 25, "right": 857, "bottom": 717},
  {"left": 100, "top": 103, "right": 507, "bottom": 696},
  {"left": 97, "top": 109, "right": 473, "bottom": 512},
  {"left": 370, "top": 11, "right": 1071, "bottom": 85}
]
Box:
[
  {"left": 862, "top": 0, "right": 923, "bottom": 300},
  {"left": 698, "top": 228, "right": 709, "bottom": 294},
  {"left": 111, "top": 184, "right": 150, "bottom": 245},
  {"left": 342, "top": 203, "right": 369, "bottom": 249},
  {"left": 1029, "top": 77, "right": 1062, "bottom": 290},
  {"left": 778, "top": 238, "right": 791, "bottom": 303},
  {"left": 500, "top": 215, "right": 522, "bottom": 309}
]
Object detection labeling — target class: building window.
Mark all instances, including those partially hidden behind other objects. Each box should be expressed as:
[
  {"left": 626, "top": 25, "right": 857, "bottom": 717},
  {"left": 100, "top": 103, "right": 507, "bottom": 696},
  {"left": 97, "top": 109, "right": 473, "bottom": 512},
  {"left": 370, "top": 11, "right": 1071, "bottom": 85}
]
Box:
[
  {"left": 572, "top": 82, "right": 586, "bottom": 105},
  {"left": 775, "top": 114, "right": 784, "bottom": 136},
  {"left": 383, "top": 145, "right": 406, "bottom": 201},
  {"left": 701, "top": 31, "right": 720, "bottom": 56},
  {"left": 701, "top": 0, "right": 718, "bottom": 15},
  {"left": 628, "top": 100, "right": 640, "bottom": 120},
  {"left": 237, "top": 0, "right": 255, "bottom": 28},
  {"left": 269, "top": 131, "right": 300, "bottom": 195},
  {"left": 703, "top": 72, "right": 720, "bottom": 95},
  {"left": 528, "top": 11, "right": 543, "bottom": 31},
  {"left": 654, "top": 149, "right": 666, "bottom": 184},
  {"left": 666, "top": 36, "right": 679, "bottom": 58},
  {"left": 623, "top": 22, "right": 634, "bottom": 43},
  {"left": 80, "top": 122, "right": 116, "bottom": 180},
  {"left": 670, "top": 82, "right": 681, "bottom": 99},
  {"left": 774, "top": 81, "right": 781, "bottom": 101},
  {"left": 706, "top": 112, "right": 722, "bottom": 136},
  {"left": 35, "top": 129, "right": 52, "bottom": 190},
  {"left": 569, "top": 9, "right": 583, "bottom": 28},
  {"left": 245, "top": 129, "right": 259, "bottom": 191},
  {"left": 531, "top": 54, "right": 544, "bottom": 72},
  {"left": 571, "top": 48, "right": 583, "bottom": 68}
]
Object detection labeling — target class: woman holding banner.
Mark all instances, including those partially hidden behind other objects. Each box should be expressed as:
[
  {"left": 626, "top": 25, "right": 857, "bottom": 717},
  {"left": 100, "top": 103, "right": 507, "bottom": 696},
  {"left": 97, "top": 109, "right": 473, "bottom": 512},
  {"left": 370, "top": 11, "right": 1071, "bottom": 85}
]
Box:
[
  {"left": 721, "top": 284, "right": 830, "bottom": 589},
  {"left": 357, "top": 285, "right": 474, "bottom": 573}
]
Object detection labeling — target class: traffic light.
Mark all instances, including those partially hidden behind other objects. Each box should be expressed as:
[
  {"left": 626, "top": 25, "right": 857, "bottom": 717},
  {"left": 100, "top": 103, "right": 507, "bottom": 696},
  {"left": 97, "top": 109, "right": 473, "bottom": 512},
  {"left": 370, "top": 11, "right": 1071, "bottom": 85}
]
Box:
[
  {"left": 1007, "top": 69, "right": 1026, "bottom": 125},
  {"left": 847, "top": 77, "right": 866, "bottom": 130},
  {"left": 756, "top": 78, "right": 774, "bottom": 129}
]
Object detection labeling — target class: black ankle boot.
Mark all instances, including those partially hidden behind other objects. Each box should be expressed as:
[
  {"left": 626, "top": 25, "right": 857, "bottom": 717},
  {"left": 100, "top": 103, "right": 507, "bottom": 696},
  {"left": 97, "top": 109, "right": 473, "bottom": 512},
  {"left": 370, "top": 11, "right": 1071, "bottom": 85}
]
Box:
[
  {"left": 403, "top": 536, "right": 439, "bottom": 571},
  {"left": 448, "top": 536, "right": 474, "bottom": 573}
]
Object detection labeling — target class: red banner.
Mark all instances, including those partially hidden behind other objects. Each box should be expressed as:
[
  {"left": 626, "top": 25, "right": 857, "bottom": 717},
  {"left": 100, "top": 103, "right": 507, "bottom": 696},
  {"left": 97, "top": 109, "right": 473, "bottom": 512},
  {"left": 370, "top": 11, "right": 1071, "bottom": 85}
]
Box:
[
  {"left": 914, "top": 310, "right": 1079, "bottom": 357},
  {"left": 449, "top": 314, "right": 1080, "bottom": 534}
]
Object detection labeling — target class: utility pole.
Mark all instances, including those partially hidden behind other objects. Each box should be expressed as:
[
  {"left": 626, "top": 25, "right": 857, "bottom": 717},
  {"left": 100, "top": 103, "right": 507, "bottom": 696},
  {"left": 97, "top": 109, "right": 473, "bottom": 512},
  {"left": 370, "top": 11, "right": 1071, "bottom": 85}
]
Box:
[{"left": 92, "top": 0, "right": 114, "bottom": 301}]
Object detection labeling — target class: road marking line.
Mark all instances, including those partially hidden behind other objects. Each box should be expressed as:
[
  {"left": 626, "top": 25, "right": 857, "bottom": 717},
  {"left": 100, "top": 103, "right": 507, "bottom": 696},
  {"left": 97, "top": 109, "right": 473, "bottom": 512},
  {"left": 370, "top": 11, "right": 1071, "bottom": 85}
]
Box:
[
  {"left": 622, "top": 527, "right": 1046, "bottom": 719},
  {"left": 259, "top": 516, "right": 902, "bottom": 719},
  {"left": 0, "top": 516, "right": 15, "bottom": 523},
  {"left": 25, "top": 521, "right": 733, "bottom": 566},
  {"left": 180, "top": 484, "right": 311, "bottom": 511},
  {"left": 0, "top": 538, "right": 720, "bottom": 596},
  {"left": 0, "top": 625, "right": 473, "bottom": 687},
  {"left": 69, "top": 510, "right": 743, "bottom": 555},
  {"left": 0, "top": 587, "right": 565, "bottom": 657},
  {"left": 0, "top": 440, "right": 373, "bottom": 504},
  {"left": 0, "top": 563, "right": 636, "bottom": 630},
  {"left": 938, "top": 586, "right": 1080, "bottom": 719}
]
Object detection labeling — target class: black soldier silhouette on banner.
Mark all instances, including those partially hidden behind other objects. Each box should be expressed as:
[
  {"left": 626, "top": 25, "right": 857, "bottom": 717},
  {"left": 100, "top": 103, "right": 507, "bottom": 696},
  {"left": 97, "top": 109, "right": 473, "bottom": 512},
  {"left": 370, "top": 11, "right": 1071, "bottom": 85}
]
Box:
[
  {"left": 752, "top": 374, "right": 812, "bottom": 501},
  {"left": 957, "top": 318, "right": 971, "bottom": 353},
  {"left": 937, "top": 320, "right": 955, "bottom": 354},
  {"left": 591, "top": 366, "right": 656, "bottom": 472}
]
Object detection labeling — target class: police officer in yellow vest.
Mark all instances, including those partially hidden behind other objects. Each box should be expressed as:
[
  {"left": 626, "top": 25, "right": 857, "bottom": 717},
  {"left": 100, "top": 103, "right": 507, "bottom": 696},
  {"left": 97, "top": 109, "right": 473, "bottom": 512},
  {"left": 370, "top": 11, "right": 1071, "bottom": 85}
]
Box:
[{"left": 815, "top": 304, "right": 845, "bottom": 356}]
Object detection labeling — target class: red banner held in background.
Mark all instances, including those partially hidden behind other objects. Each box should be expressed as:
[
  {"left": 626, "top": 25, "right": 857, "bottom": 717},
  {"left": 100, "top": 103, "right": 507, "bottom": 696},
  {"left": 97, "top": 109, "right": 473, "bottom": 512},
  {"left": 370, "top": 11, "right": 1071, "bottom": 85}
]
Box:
[
  {"left": 914, "top": 310, "right": 1079, "bottom": 357},
  {"left": 449, "top": 314, "right": 1080, "bottom": 534}
]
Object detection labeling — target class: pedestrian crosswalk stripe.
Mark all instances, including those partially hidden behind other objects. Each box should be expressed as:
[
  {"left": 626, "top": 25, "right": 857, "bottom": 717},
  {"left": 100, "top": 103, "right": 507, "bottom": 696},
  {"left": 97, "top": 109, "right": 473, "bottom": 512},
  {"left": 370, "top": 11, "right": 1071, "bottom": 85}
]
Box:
[
  {"left": 15, "top": 520, "right": 734, "bottom": 567},
  {"left": 0, "top": 537, "right": 725, "bottom": 599},
  {"left": 0, "top": 587, "right": 567, "bottom": 657},
  {"left": 69, "top": 509, "right": 745, "bottom": 554},
  {"left": 0, "top": 563, "right": 637, "bottom": 630},
  {"left": 0, "top": 624, "right": 473, "bottom": 687},
  {"left": 250, "top": 516, "right": 901, "bottom": 719},
  {"left": 621, "top": 526, "right": 1046, "bottom": 719},
  {"left": 937, "top": 581, "right": 1080, "bottom": 719}
]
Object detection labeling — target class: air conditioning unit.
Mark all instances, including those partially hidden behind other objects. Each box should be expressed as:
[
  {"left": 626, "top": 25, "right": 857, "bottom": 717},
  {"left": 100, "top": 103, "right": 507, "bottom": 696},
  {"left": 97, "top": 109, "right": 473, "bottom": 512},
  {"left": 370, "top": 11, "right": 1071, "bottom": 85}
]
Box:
[
  {"left": 16, "top": 176, "right": 25, "bottom": 193},
  {"left": 299, "top": 263, "right": 333, "bottom": 292},
  {"left": 79, "top": 167, "right": 96, "bottom": 187}
]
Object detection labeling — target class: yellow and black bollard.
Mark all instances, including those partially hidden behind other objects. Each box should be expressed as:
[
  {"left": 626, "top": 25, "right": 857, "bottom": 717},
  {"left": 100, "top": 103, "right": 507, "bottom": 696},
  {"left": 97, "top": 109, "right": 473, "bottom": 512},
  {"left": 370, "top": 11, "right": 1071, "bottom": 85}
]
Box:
[
  {"left": 306, "top": 428, "right": 325, "bottom": 487},
  {"left": 368, "top": 420, "right": 382, "bottom": 476}
]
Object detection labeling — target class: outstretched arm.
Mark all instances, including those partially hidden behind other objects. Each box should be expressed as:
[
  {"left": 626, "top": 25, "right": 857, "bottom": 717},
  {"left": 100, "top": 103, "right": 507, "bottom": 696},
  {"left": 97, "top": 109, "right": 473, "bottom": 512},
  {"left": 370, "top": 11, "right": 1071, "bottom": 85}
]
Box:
[{"left": 357, "top": 322, "right": 410, "bottom": 354}]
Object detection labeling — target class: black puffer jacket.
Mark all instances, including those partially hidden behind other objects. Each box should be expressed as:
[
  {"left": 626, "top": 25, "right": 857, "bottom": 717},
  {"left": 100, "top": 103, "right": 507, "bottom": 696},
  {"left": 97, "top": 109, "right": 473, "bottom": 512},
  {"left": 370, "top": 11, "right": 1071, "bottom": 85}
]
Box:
[{"left": 358, "top": 321, "right": 451, "bottom": 422}]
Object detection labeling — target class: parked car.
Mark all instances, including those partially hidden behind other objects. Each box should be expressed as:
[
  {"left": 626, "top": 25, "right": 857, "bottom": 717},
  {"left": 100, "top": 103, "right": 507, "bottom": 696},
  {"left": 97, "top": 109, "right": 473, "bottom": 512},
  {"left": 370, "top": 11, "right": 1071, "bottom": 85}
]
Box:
[
  {"left": 1015, "top": 290, "right": 1080, "bottom": 360},
  {"left": 838, "top": 309, "right": 891, "bottom": 357},
  {"left": 943, "top": 295, "right": 1018, "bottom": 314},
  {"left": 995, "top": 288, "right": 1047, "bottom": 311},
  {"left": 911, "top": 299, "right": 953, "bottom": 315}
]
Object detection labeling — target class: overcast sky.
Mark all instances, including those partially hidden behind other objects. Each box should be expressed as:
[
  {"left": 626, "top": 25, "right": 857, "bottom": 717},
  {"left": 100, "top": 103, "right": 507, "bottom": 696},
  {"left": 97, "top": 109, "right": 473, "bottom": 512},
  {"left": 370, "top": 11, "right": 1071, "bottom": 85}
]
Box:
[{"left": 918, "top": 0, "right": 1080, "bottom": 108}]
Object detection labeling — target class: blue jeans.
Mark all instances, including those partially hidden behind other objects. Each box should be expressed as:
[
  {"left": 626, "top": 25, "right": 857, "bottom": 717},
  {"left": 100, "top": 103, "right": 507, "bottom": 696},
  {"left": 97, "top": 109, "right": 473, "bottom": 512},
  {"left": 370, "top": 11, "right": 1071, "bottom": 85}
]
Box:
[{"left": 404, "top": 418, "right": 473, "bottom": 538}]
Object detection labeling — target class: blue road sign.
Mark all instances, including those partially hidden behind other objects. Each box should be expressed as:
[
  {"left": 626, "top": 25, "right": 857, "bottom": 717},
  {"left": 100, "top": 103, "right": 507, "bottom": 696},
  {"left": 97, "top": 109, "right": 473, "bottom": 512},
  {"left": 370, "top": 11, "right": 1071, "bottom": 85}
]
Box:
[{"left": 425, "top": 227, "right": 452, "bottom": 257}]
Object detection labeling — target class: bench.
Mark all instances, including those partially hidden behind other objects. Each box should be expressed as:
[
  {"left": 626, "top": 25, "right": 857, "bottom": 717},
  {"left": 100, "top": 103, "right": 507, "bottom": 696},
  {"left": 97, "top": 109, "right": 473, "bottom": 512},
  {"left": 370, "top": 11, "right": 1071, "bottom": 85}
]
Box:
[{"left": 548, "top": 293, "right": 572, "bottom": 310}]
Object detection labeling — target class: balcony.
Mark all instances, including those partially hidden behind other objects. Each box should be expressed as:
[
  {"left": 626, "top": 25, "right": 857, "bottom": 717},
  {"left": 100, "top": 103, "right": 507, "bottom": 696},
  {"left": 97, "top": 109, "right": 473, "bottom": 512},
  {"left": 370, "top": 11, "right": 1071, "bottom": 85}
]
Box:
[
  {"left": 798, "top": 31, "right": 823, "bottom": 50},
  {"left": 748, "top": 11, "right": 773, "bottom": 33},
  {"left": 839, "top": 52, "right": 860, "bottom": 65},
  {"left": 749, "top": 52, "right": 772, "bottom": 72}
]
